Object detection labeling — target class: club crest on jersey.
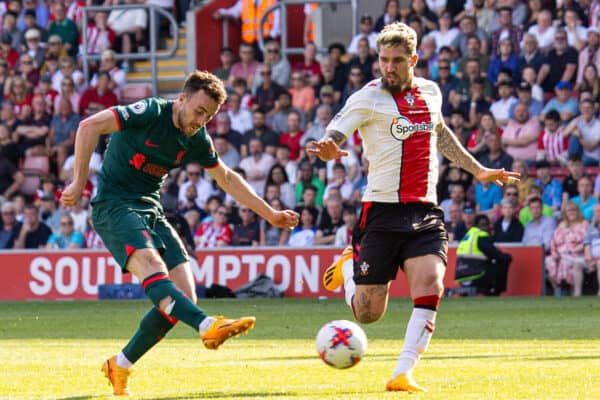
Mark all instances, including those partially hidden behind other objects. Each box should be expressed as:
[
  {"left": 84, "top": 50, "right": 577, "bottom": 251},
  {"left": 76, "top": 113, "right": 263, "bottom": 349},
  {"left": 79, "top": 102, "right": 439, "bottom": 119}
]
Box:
[
  {"left": 359, "top": 261, "right": 370, "bottom": 276},
  {"left": 405, "top": 92, "right": 415, "bottom": 107},
  {"left": 128, "top": 101, "right": 147, "bottom": 115},
  {"left": 390, "top": 116, "right": 433, "bottom": 141}
]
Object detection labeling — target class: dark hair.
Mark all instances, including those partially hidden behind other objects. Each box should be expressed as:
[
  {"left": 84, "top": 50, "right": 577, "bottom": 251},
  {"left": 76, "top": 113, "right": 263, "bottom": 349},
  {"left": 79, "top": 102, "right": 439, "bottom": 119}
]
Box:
[
  {"left": 303, "top": 184, "right": 318, "bottom": 194},
  {"left": 342, "top": 204, "right": 357, "bottom": 215},
  {"left": 474, "top": 214, "right": 490, "bottom": 226},
  {"left": 183, "top": 70, "right": 227, "bottom": 105},
  {"left": 328, "top": 42, "right": 346, "bottom": 54},
  {"left": 528, "top": 196, "right": 543, "bottom": 206},
  {"left": 545, "top": 109, "right": 560, "bottom": 122},
  {"left": 265, "top": 164, "right": 290, "bottom": 187}
]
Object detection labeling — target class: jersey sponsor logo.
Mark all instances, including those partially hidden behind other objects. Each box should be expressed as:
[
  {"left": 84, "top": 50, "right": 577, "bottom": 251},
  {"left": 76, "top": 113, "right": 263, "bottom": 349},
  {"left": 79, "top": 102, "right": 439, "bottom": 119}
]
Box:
[
  {"left": 128, "top": 101, "right": 147, "bottom": 114},
  {"left": 143, "top": 163, "right": 168, "bottom": 177},
  {"left": 144, "top": 139, "right": 159, "bottom": 148},
  {"left": 129, "top": 153, "right": 146, "bottom": 170},
  {"left": 390, "top": 116, "right": 433, "bottom": 141}
]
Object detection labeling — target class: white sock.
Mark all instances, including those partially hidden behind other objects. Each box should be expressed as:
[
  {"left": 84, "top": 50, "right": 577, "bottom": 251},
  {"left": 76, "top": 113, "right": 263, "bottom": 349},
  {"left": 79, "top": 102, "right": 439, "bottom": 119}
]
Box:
[
  {"left": 198, "top": 316, "right": 216, "bottom": 334},
  {"left": 342, "top": 258, "right": 355, "bottom": 308},
  {"left": 392, "top": 308, "right": 437, "bottom": 378},
  {"left": 116, "top": 351, "right": 133, "bottom": 369}
]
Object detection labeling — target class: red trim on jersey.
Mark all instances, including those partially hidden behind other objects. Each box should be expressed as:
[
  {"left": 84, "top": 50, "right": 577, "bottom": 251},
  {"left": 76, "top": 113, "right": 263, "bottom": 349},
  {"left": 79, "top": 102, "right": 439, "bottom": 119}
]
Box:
[
  {"left": 157, "top": 308, "right": 178, "bottom": 325},
  {"left": 125, "top": 244, "right": 136, "bottom": 257},
  {"left": 110, "top": 108, "right": 122, "bottom": 131},
  {"left": 142, "top": 273, "right": 169, "bottom": 290},
  {"left": 392, "top": 88, "right": 432, "bottom": 203},
  {"left": 359, "top": 201, "right": 372, "bottom": 230}
]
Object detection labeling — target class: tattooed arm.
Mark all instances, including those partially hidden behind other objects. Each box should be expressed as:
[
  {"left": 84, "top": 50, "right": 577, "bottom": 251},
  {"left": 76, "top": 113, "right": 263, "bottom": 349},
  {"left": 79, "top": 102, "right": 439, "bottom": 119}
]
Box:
[
  {"left": 435, "top": 121, "right": 521, "bottom": 185},
  {"left": 436, "top": 122, "right": 484, "bottom": 176},
  {"left": 306, "top": 130, "right": 350, "bottom": 161}
]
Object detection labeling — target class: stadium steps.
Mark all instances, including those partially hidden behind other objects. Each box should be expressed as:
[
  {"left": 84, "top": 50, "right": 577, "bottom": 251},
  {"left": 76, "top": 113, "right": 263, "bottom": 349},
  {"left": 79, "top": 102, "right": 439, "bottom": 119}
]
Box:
[{"left": 126, "top": 27, "right": 188, "bottom": 96}]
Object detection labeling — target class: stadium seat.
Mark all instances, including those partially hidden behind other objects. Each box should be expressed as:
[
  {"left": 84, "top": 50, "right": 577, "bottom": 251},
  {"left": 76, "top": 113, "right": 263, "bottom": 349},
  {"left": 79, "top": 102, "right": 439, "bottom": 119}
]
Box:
[
  {"left": 20, "top": 156, "right": 50, "bottom": 196},
  {"left": 120, "top": 83, "right": 152, "bottom": 104}
]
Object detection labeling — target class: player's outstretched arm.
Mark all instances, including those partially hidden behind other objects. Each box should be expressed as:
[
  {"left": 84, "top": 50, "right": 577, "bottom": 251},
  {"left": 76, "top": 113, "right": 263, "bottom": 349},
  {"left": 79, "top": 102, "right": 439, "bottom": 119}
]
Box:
[
  {"left": 208, "top": 161, "right": 300, "bottom": 229},
  {"left": 306, "top": 130, "right": 349, "bottom": 162},
  {"left": 436, "top": 122, "right": 520, "bottom": 186},
  {"left": 61, "top": 109, "right": 120, "bottom": 208}
]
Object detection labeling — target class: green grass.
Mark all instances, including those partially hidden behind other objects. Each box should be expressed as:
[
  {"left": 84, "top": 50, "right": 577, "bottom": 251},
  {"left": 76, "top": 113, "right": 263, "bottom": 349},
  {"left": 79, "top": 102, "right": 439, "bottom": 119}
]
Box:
[{"left": 1, "top": 297, "right": 599, "bottom": 399}]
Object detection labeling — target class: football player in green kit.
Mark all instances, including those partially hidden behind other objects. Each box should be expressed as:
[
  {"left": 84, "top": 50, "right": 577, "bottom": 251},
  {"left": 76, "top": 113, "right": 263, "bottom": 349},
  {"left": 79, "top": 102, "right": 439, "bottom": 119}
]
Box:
[{"left": 61, "top": 70, "right": 300, "bottom": 396}]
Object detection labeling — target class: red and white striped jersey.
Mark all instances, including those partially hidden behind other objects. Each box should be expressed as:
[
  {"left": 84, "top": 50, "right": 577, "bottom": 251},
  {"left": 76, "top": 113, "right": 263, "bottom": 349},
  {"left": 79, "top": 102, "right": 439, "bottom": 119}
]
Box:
[{"left": 327, "top": 77, "right": 443, "bottom": 204}]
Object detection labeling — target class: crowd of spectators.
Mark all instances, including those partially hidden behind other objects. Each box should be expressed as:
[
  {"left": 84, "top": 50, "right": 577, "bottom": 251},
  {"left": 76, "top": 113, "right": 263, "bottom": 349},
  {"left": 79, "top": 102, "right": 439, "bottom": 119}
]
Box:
[{"left": 2, "top": 0, "right": 600, "bottom": 296}]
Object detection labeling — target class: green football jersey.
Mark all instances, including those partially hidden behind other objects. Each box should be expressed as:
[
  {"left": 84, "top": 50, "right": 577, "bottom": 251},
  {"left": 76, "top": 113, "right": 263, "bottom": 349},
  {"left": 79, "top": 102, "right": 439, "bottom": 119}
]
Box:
[{"left": 94, "top": 97, "right": 219, "bottom": 207}]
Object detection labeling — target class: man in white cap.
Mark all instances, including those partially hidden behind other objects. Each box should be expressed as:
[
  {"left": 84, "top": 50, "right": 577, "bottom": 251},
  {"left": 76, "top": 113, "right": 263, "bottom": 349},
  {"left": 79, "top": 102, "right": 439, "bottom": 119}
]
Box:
[
  {"left": 90, "top": 49, "right": 126, "bottom": 100},
  {"left": 23, "top": 28, "right": 46, "bottom": 68}
]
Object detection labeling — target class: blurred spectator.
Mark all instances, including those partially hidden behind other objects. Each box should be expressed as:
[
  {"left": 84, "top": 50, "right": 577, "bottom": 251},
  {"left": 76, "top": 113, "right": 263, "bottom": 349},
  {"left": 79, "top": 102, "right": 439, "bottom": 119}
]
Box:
[
  {"left": 347, "top": 14, "right": 378, "bottom": 56},
  {"left": 287, "top": 205, "right": 318, "bottom": 246},
  {"left": 51, "top": 56, "right": 85, "bottom": 95},
  {"left": 571, "top": 175, "right": 597, "bottom": 221},
  {"left": 38, "top": 192, "right": 60, "bottom": 232},
  {"left": 451, "top": 59, "right": 493, "bottom": 113},
  {"left": 341, "top": 65, "right": 366, "bottom": 103},
  {"left": 227, "top": 42, "right": 260, "bottom": 89},
  {"left": 474, "top": 178, "right": 502, "bottom": 220},
  {"left": 526, "top": 9, "right": 555, "bottom": 53},
  {"left": 493, "top": 197, "right": 524, "bottom": 242},
  {"left": 81, "top": 11, "right": 115, "bottom": 58},
  {"left": 583, "top": 204, "right": 600, "bottom": 296},
  {"left": 231, "top": 77, "right": 253, "bottom": 110},
  {"left": 48, "top": 97, "right": 79, "bottom": 171},
  {"left": 278, "top": 111, "right": 304, "bottom": 162},
  {"left": 16, "top": 53, "right": 40, "bottom": 94},
  {"left": 522, "top": 196, "right": 556, "bottom": 251},
  {"left": 252, "top": 40, "right": 290, "bottom": 92},
  {"left": 46, "top": 213, "right": 84, "bottom": 249},
  {"left": 501, "top": 102, "right": 540, "bottom": 164},
  {"left": 323, "top": 163, "right": 353, "bottom": 203},
  {"left": 565, "top": 99, "right": 600, "bottom": 166},
  {"left": 231, "top": 206, "right": 259, "bottom": 246},
  {"left": 334, "top": 204, "right": 357, "bottom": 246},
  {"left": 576, "top": 28, "right": 600, "bottom": 86},
  {"left": 325, "top": 144, "right": 359, "bottom": 183},
  {"left": 14, "top": 94, "right": 50, "bottom": 158},
  {"left": 5, "top": 76, "right": 32, "bottom": 120},
  {"left": 562, "top": 8, "right": 587, "bottom": 51},
  {"left": 452, "top": 15, "right": 488, "bottom": 58},
  {"left": 44, "top": 35, "right": 67, "bottom": 63},
  {"left": 445, "top": 202, "right": 462, "bottom": 243},
  {"left": 518, "top": 184, "right": 553, "bottom": 225},
  {"left": 0, "top": 33, "right": 19, "bottom": 71},
  {"left": 426, "top": 11, "right": 460, "bottom": 52},
  {"left": 296, "top": 162, "right": 324, "bottom": 208},
  {"left": 264, "top": 164, "right": 295, "bottom": 208},
  {"left": 2, "top": 11, "right": 21, "bottom": 49},
  {"left": 289, "top": 71, "right": 316, "bottom": 116},
  {"left": 226, "top": 92, "right": 253, "bottom": 135},
  {"left": 440, "top": 183, "right": 465, "bottom": 223},
  {"left": 213, "top": 47, "right": 234, "bottom": 82},
  {"left": 537, "top": 29, "right": 577, "bottom": 95},
  {"left": 316, "top": 58, "right": 344, "bottom": 105},
  {"left": 477, "top": 133, "right": 514, "bottom": 172},
  {"left": 490, "top": 80, "right": 518, "bottom": 128},
  {"left": 178, "top": 183, "right": 204, "bottom": 216},
  {"left": 252, "top": 64, "right": 288, "bottom": 114},
  {"left": 348, "top": 37, "right": 376, "bottom": 82},
  {"left": 239, "top": 137, "right": 275, "bottom": 195},
  {"left": 537, "top": 110, "right": 568, "bottom": 165},
  {"left": 194, "top": 205, "right": 232, "bottom": 248},
  {"left": 577, "top": 64, "right": 600, "bottom": 103},
  {"left": 534, "top": 159, "right": 563, "bottom": 211},
  {"left": 18, "top": 1, "right": 50, "bottom": 33},
  {"left": 213, "top": 112, "right": 243, "bottom": 154},
  {"left": 408, "top": 0, "right": 438, "bottom": 33},
  {"left": 54, "top": 76, "right": 80, "bottom": 115},
  {"left": 212, "top": 0, "right": 280, "bottom": 61},
  {"left": 48, "top": 2, "right": 78, "bottom": 58},
  {"left": 314, "top": 196, "right": 344, "bottom": 245},
  {"left": 520, "top": 66, "right": 544, "bottom": 102},
  {"left": 269, "top": 91, "right": 305, "bottom": 134},
  {"left": 436, "top": 58, "right": 459, "bottom": 117},
  {"left": 453, "top": 202, "right": 476, "bottom": 242},
  {"left": 61, "top": 152, "right": 102, "bottom": 195},
  {"left": 302, "top": 104, "right": 332, "bottom": 146},
  {"left": 540, "top": 82, "right": 578, "bottom": 124},
  {"left": 462, "top": 77, "right": 490, "bottom": 128},
  {"left": 0, "top": 60, "right": 9, "bottom": 96},
  {"left": 326, "top": 43, "right": 349, "bottom": 97},
  {"left": 509, "top": 81, "right": 543, "bottom": 120},
  {"left": 13, "top": 203, "right": 51, "bottom": 249},
  {"left": 0, "top": 123, "right": 19, "bottom": 168},
  {"left": 70, "top": 197, "right": 89, "bottom": 234},
  {"left": 293, "top": 42, "right": 321, "bottom": 87},
  {"left": 374, "top": 0, "right": 402, "bottom": 33},
  {"left": 488, "top": 40, "right": 519, "bottom": 85},
  {"left": 84, "top": 216, "right": 106, "bottom": 249},
  {"left": 90, "top": 50, "right": 126, "bottom": 100},
  {"left": 259, "top": 197, "right": 289, "bottom": 246},
  {"left": 213, "top": 135, "right": 240, "bottom": 169},
  {"left": 457, "top": 36, "right": 489, "bottom": 80},
  {"left": 0, "top": 201, "right": 22, "bottom": 249},
  {"left": 518, "top": 33, "right": 545, "bottom": 80},
  {"left": 490, "top": 7, "right": 523, "bottom": 56},
  {"left": 107, "top": 0, "right": 147, "bottom": 71},
  {"left": 562, "top": 154, "right": 584, "bottom": 200},
  {"left": 447, "top": 109, "right": 470, "bottom": 145},
  {"left": 79, "top": 71, "right": 118, "bottom": 118},
  {"left": 275, "top": 144, "right": 297, "bottom": 185},
  {"left": 545, "top": 201, "right": 587, "bottom": 296},
  {"left": 467, "top": 112, "right": 501, "bottom": 156},
  {"left": 241, "top": 109, "right": 278, "bottom": 157},
  {"left": 177, "top": 162, "right": 214, "bottom": 210}
]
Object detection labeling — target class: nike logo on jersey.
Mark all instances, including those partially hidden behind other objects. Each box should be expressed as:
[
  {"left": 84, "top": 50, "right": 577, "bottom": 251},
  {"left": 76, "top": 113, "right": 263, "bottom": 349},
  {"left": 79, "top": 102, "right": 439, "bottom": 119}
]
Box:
[{"left": 145, "top": 139, "right": 159, "bottom": 147}]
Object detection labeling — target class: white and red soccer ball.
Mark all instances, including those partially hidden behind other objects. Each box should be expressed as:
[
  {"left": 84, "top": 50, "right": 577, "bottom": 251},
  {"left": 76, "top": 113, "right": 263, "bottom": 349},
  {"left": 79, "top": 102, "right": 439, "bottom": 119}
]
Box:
[{"left": 316, "top": 320, "right": 367, "bottom": 369}]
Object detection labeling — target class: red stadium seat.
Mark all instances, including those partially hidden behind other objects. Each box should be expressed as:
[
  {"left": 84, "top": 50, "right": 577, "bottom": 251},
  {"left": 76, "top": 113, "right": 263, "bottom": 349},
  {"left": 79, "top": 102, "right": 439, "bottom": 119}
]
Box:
[
  {"left": 121, "top": 84, "right": 152, "bottom": 104},
  {"left": 20, "top": 156, "right": 50, "bottom": 196}
]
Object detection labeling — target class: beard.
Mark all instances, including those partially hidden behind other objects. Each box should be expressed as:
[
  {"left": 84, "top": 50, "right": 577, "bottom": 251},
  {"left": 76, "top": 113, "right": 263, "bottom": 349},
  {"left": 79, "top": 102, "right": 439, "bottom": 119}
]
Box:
[
  {"left": 382, "top": 75, "right": 405, "bottom": 93},
  {"left": 177, "top": 108, "right": 199, "bottom": 136}
]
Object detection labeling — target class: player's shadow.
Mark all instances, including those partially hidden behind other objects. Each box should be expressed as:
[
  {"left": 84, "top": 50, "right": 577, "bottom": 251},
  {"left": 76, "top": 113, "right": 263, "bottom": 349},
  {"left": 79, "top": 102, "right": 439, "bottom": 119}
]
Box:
[{"left": 144, "top": 392, "right": 293, "bottom": 399}]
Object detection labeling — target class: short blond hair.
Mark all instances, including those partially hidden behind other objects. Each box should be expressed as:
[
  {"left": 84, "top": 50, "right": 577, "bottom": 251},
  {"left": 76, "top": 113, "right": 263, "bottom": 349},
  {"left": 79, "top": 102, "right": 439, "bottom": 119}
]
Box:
[{"left": 376, "top": 22, "right": 417, "bottom": 56}]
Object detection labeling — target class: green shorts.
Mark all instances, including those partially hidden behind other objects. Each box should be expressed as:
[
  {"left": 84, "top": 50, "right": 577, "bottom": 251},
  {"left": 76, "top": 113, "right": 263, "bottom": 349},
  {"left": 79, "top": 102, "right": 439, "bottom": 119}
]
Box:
[{"left": 92, "top": 199, "right": 188, "bottom": 272}]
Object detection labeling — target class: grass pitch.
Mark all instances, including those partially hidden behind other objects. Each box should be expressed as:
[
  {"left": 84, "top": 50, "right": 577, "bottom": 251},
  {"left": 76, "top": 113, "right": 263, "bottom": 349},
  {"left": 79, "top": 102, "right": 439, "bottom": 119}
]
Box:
[{"left": 1, "top": 297, "right": 599, "bottom": 400}]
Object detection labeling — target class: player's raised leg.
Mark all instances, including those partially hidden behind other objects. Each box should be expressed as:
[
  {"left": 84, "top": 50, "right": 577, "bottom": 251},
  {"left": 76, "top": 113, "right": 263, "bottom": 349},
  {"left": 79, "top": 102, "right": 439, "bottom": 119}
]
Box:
[{"left": 387, "top": 254, "right": 445, "bottom": 393}]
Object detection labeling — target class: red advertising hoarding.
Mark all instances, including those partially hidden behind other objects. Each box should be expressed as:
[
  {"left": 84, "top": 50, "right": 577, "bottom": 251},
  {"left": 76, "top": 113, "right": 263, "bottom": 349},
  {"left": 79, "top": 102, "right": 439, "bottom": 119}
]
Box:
[{"left": 0, "top": 246, "right": 544, "bottom": 300}]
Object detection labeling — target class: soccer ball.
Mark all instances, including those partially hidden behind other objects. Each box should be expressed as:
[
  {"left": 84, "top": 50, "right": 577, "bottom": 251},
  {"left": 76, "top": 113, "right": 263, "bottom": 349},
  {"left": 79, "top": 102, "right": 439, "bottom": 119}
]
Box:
[{"left": 316, "top": 320, "right": 367, "bottom": 369}]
